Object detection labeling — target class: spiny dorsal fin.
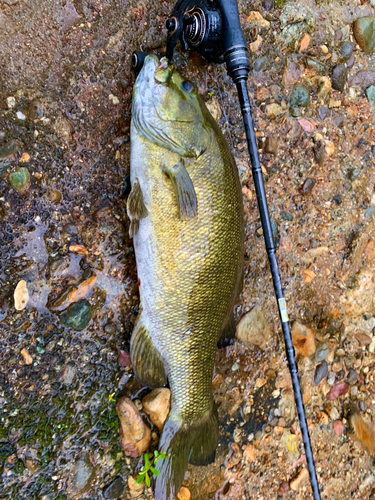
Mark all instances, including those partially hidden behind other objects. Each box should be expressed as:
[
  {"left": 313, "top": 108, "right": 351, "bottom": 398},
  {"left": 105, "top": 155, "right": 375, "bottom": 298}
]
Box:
[
  {"left": 127, "top": 177, "right": 148, "bottom": 237},
  {"left": 162, "top": 159, "right": 197, "bottom": 220}
]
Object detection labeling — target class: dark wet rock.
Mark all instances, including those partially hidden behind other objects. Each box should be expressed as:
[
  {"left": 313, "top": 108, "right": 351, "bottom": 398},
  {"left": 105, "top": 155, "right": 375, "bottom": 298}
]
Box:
[
  {"left": 66, "top": 455, "right": 96, "bottom": 498},
  {"left": 314, "top": 142, "right": 326, "bottom": 165},
  {"left": 290, "top": 106, "right": 301, "bottom": 117},
  {"left": 314, "top": 361, "right": 328, "bottom": 385},
  {"left": 289, "top": 84, "right": 310, "bottom": 107},
  {"left": 301, "top": 178, "right": 316, "bottom": 195},
  {"left": 336, "top": 370, "right": 345, "bottom": 382},
  {"left": 9, "top": 167, "right": 30, "bottom": 193},
  {"left": 262, "top": 0, "right": 274, "bottom": 11},
  {"left": 353, "top": 16, "right": 375, "bottom": 54},
  {"left": 61, "top": 299, "right": 92, "bottom": 331},
  {"left": 305, "top": 58, "right": 327, "bottom": 75},
  {"left": 333, "top": 194, "right": 342, "bottom": 205},
  {"left": 366, "top": 86, "right": 375, "bottom": 105},
  {"left": 264, "top": 137, "right": 279, "bottom": 155},
  {"left": 338, "top": 41, "right": 354, "bottom": 61},
  {"left": 253, "top": 56, "right": 268, "bottom": 72},
  {"left": 103, "top": 476, "right": 125, "bottom": 499},
  {"left": 347, "top": 369, "right": 358, "bottom": 384},
  {"left": 331, "top": 64, "right": 348, "bottom": 92},
  {"left": 318, "top": 106, "right": 330, "bottom": 120},
  {"left": 281, "top": 211, "right": 293, "bottom": 221},
  {"left": 236, "top": 305, "right": 272, "bottom": 350},
  {"left": 116, "top": 396, "right": 151, "bottom": 457},
  {"left": 349, "top": 70, "right": 375, "bottom": 89}
]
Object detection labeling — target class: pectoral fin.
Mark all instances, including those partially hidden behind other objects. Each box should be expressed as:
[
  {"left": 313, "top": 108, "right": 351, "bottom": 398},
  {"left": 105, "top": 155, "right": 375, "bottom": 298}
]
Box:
[
  {"left": 162, "top": 160, "right": 197, "bottom": 220},
  {"left": 126, "top": 178, "right": 148, "bottom": 238}
]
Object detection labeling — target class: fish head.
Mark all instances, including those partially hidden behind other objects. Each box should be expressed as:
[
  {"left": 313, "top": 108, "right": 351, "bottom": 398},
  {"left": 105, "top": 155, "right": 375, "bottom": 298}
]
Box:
[{"left": 132, "top": 55, "right": 212, "bottom": 158}]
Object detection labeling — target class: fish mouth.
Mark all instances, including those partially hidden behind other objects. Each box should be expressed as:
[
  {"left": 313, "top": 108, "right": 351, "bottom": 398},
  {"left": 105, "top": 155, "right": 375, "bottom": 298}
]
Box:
[
  {"left": 134, "top": 56, "right": 193, "bottom": 125},
  {"left": 137, "top": 55, "right": 171, "bottom": 87}
]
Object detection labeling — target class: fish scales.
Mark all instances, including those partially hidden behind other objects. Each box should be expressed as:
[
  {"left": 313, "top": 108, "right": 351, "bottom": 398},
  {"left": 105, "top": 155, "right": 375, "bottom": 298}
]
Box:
[{"left": 129, "top": 55, "right": 244, "bottom": 499}]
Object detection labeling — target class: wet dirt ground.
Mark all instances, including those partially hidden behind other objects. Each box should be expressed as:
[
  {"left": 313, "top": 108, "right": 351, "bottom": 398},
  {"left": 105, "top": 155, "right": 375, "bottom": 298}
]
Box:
[{"left": 1, "top": 0, "right": 375, "bottom": 499}]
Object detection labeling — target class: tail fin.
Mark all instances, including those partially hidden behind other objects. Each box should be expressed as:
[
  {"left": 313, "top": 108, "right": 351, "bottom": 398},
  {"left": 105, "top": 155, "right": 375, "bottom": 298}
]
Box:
[{"left": 153, "top": 405, "right": 219, "bottom": 500}]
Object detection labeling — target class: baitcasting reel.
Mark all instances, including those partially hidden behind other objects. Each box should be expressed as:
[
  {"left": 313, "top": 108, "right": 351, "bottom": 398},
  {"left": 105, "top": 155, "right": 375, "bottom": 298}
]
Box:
[
  {"left": 132, "top": 0, "right": 250, "bottom": 83},
  {"left": 165, "top": 0, "right": 224, "bottom": 63}
]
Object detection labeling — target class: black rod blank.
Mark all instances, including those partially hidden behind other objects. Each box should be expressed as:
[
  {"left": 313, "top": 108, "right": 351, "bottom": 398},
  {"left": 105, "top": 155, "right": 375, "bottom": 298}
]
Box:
[{"left": 235, "top": 77, "right": 321, "bottom": 500}]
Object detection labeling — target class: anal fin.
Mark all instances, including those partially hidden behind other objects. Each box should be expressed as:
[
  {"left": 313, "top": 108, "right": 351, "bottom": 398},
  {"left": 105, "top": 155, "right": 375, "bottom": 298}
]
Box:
[
  {"left": 127, "top": 178, "right": 148, "bottom": 238},
  {"left": 217, "top": 311, "right": 236, "bottom": 348},
  {"left": 130, "top": 314, "right": 167, "bottom": 388},
  {"left": 162, "top": 159, "right": 197, "bottom": 220}
]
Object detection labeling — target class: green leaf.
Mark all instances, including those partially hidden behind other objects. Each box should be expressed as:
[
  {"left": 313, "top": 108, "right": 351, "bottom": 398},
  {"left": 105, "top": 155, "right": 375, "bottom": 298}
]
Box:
[
  {"left": 136, "top": 473, "right": 144, "bottom": 484},
  {"left": 144, "top": 453, "right": 150, "bottom": 469},
  {"left": 154, "top": 450, "right": 159, "bottom": 457},
  {"left": 150, "top": 466, "right": 159, "bottom": 476},
  {"left": 145, "top": 473, "right": 151, "bottom": 487}
]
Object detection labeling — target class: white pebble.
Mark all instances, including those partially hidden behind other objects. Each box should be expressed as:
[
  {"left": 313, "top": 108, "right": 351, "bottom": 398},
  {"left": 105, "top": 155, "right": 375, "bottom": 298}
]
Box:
[
  {"left": 7, "top": 96, "right": 16, "bottom": 108},
  {"left": 16, "top": 111, "right": 26, "bottom": 120},
  {"left": 14, "top": 280, "right": 29, "bottom": 310}
]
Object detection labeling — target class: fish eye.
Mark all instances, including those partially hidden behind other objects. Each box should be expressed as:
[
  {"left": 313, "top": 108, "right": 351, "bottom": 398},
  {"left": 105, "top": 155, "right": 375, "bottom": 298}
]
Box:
[{"left": 182, "top": 80, "right": 194, "bottom": 93}]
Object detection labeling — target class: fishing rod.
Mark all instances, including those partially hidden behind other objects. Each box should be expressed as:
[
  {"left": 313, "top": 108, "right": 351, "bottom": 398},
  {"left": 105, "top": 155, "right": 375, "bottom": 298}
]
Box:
[{"left": 131, "top": 0, "right": 321, "bottom": 497}]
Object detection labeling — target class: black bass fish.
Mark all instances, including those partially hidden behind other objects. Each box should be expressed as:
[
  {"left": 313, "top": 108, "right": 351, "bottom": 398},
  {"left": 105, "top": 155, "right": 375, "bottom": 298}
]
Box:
[{"left": 128, "top": 55, "right": 243, "bottom": 499}]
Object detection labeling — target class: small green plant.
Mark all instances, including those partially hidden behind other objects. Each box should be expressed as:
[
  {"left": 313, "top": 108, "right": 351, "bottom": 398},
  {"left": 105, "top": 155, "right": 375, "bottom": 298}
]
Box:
[
  {"left": 136, "top": 450, "right": 169, "bottom": 487},
  {"left": 108, "top": 392, "right": 116, "bottom": 403},
  {"left": 208, "top": 90, "right": 215, "bottom": 97}
]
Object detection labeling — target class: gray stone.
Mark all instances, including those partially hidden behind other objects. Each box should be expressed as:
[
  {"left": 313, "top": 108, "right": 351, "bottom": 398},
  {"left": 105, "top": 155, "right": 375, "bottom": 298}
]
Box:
[
  {"left": 66, "top": 456, "right": 95, "bottom": 497},
  {"left": 253, "top": 56, "right": 268, "bottom": 72},
  {"left": 9, "top": 167, "right": 30, "bottom": 193},
  {"left": 314, "top": 361, "right": 328, "bottom": 385},
  {"left": 61, "top": 299, "right": 92, "bottom": 331},
  {"left": 353, "top": 16, "right": 375, "bottom": 54},
  {"left": 289, "top": 84, "right": 310, "bottom": 107},
  {"left": 103, "top": 476, "right": 125, "bottom": 499},
  {"left": 366, "top": 86, "right": 375, "bottom": 105},
  {"left": 338, "top": 41, "right": 354, "bottom": 61},
  {"left": 331, "top": 64, "right": 348, "bottom": 92}
]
